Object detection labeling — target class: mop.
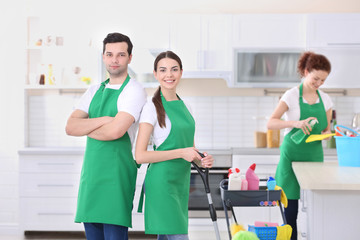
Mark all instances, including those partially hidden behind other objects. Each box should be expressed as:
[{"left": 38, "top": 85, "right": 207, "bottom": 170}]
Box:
[{"left": 192, "top": 151, "right": 221, "bottom": 240}]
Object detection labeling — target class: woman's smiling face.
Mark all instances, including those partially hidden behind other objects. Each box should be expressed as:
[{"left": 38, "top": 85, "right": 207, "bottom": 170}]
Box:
[
  {"left": 154, "top": 58, "right": 183, "bottom": 91},
  {"left": 304, "top": 69, "right": 329, "bottom": 90}
]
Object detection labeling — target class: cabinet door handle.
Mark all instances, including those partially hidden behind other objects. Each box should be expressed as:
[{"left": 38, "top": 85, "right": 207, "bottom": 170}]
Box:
[
  {"left": 327, "top": 42, "right": 360, "bottom": 46},
  {"left": 300, "top": 189, "right": 307, "bottom": 212},
  {"left": 301, "top": 232, "right": 307, "bottom": 237}
]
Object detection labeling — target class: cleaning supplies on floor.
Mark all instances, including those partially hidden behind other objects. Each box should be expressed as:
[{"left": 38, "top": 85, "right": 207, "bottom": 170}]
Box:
[
  {"left": 231, "top": 223, "right": 246, "bottom": 237},
  {"left": 290, "top": 119, "right": 318, "bottom": 144},
  {"left": 232, "top": 230, "right": 260, "bottom": 240},
  {"left": 228, "top": 168, "right": 242, "bottom": 190},
  {"left": 254, "top": 221, "right": 279, "bottom": 227},
  {"left": 246, "top": 163, "right": 260, "bottom": 190},
  {"left": 276, "top": 224, "right": 292, "bottom": 240}
]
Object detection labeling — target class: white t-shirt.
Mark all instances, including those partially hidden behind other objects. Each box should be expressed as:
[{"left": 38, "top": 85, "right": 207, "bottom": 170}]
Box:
[
  {"left": 139, "top": 99, "right": 193, "bottom": 148},
  {"left": 75, "top": 78, "right": 147, "bottom": 145},
  {"left": 281, "top": 86, "right": 334, "bottom": 136}
]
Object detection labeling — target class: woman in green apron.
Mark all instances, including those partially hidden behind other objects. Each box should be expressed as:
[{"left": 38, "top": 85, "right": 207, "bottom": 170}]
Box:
[
  {"left": 135, "top": 51, "right": 214, "bottom": 240},
  {"left": 267, "top": 52, "right": 333, "bottom": 240}
]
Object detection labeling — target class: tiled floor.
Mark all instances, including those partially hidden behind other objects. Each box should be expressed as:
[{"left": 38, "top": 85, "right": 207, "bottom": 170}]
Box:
[{"left": 0, "top": 231, "right": 230, "bottom": 240}]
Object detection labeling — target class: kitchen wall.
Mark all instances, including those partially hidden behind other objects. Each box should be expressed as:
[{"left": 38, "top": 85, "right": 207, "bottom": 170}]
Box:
[
  {"left": 1, "top": 0, "right": 360, "bottom": 235},
  {"left": 27, "top": 79, "right": 360, "bottom": 149}
]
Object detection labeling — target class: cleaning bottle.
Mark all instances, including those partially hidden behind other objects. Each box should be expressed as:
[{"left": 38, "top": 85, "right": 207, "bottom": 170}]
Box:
[
  {"left": 267, "top": 176, "right": 276, "bottom": 190},
  {"left": 228, "top": 168, "right": 242, "bottom": 190},
  {"left": 241, "top": 175, "right": 248, "bottom": 190},
  {"left": 246, "top": 163, "right": 259, "bottom": 190},
  {"left": 290, "top": 119, "right": 318, "bottom": 144}
]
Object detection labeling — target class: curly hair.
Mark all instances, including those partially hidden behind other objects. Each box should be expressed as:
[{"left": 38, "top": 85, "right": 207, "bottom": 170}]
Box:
[{"left": 297, "top": 51, "right": 331, "bottom": 77}]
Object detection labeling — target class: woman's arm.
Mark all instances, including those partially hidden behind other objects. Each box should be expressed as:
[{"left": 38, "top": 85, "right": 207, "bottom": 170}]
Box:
[
  {"left": 267, "top": 100, "right": 317, "bottom": 135},
  {"left": 322, "top": 108, "right": 333, "bottom": 135},
  {"left": 135, "top": 122, "right": 202, "bottom": 164}
]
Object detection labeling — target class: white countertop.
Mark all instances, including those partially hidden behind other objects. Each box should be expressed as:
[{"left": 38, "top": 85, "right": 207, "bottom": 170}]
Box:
[
  {"left": 293, "top": 161, "right": 360, "bottom": 191},
  {"left": 18, "top": 147, "right": 338, "bottom": 156}
]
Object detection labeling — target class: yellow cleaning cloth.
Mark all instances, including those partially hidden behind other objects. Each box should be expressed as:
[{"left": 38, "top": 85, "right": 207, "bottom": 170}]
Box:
[
  {"left": 276, "top": 225, "right": 292, "bottom": 240},
  {"left": 274, "top": 185, "right": 288, "bottom": 208}
]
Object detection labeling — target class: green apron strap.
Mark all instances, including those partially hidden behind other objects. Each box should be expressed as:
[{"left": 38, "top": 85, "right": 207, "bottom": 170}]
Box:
[
  {"left": 137, "top": 184, "right": 145, "bottom": 213},
  {"left": 137, "top": 163, "right": 151, "bottom": 213}
]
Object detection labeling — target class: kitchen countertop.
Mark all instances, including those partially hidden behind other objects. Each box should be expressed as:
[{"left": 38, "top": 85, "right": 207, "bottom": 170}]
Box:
[
  {"left": 293, "top": 161, "right": 360, "bottom": 190},
  {"left": 231, "top": 147, "right": 337, "bottom": 156},
  {"left": 18, "top": 147, "right": 338, "bottom": 156}
]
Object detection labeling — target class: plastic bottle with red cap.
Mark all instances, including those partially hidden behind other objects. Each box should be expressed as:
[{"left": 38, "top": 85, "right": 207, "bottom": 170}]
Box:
[{"left": 246, "top": 163, "right": 260, "bottom": 190}]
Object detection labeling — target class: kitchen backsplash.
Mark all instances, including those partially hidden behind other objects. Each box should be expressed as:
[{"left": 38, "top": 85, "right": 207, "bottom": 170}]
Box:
[{"left": 27, "top": 93, "right": 360, "bottom": 149}]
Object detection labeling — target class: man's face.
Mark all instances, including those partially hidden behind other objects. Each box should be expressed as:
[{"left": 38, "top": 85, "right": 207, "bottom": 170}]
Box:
[{"left": 103, "top": 42, "right": 132, "bottom": 78}]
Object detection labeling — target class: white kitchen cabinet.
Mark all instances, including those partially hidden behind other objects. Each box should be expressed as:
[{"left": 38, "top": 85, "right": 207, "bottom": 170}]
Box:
[
  {"left": 18, "top": 149, "right": 146, "bottom": 232},
  {"left": 232, "top": 14, "right": 306, "bottom": 48},
  {"left": 306, "top": 13, "right": 360, "bottom": 48},
  {"left": 294, "top": 162, "right": 360, "bottom": 239},
  {"left": 308, "top": 47, "right": 360, "bottom": 88},
  {"left": 170, "top": 14, "right": 232, "bottom": 72},
  {"left": 18, "top": 150, "right": 83, "bottom": 231}
]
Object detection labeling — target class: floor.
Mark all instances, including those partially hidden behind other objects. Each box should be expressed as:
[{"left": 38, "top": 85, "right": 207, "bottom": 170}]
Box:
[{"left": 0, "top": 231, "right": 230, "bottom": 240}]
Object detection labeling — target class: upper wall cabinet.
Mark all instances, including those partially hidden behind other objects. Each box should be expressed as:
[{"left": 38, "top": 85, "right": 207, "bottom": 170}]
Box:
[
  {"left": 170, "top": 14, "right": 232, "bottom": 72},
  {"left": 307, "top": 13, "right": 360, "bottom": 48},
  {"left": 232, "top": 14, "right": 306, "bottom": 48},
  {"left": 310, "top": 47, "right": 360, "bottom": 88}
]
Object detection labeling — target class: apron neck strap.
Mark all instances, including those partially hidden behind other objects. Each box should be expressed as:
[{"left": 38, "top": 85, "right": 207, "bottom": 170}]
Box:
[
  {"left": 160, "top": 89, "right": 181, "bottom": 102},
  {"left": 101, "top": 75, "right": 131, "bottom": 91},
  {"left": 299, "top": 83, "right": 321, "bottom": 101}
]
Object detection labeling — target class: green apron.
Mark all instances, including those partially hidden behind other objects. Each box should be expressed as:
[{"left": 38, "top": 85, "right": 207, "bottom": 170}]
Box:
[
  {"left": 275, "top": 84, "right": 327, "bottom": 200},
  {"left": 143, "top": 92, "right": 195, "bottom": 234},
  {"left": 75, "top": 75, "right": 138, "bottom": 227}
]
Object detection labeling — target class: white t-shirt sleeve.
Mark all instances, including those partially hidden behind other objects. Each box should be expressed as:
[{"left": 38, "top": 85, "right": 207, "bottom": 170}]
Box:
[
  {"left": 117, "top": 80, "right": 147, "bottom": 122},
  {"left": 319, "top": 90, "right": 334, "bottom": 112},
  {"left": 75, "top": 84, "right": 101, "bottom": 113},
  {"left": 139, "top": 101, "right": 158, "bottom": 126}
]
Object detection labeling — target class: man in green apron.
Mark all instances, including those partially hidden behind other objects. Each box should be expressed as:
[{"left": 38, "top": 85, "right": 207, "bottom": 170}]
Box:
[
  {"left": 66, "top": 33, "right": 147, "bottom": 240},
  {"left": 267, "top": 52, "right": 332, "bottom": 240}
]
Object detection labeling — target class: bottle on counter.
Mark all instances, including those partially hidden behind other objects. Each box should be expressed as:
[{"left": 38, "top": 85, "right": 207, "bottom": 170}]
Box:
[
  {"left": 246, "top": 163, "right": 259, "bottom": 190},
  {"left": 327, "top": 110, "right": 337, "bottom": 148},
  {"left": 290, "top": 119, "right": 318, "bottom": 144}
]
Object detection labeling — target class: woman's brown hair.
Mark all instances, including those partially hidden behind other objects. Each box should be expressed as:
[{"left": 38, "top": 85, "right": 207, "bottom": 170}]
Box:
[
  {"left": 297, "top": 51, "right": 331, "bottom": 77},
  {"left": 152, "top": 51, "right": 183, "bottom": 128}
]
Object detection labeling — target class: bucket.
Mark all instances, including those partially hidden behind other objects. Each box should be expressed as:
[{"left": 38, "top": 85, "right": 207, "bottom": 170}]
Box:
[{"left": 334, "top": 125, "right": 360, "bottom": 167}]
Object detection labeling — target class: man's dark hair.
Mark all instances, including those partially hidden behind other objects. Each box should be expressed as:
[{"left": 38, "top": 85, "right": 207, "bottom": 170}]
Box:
[{"left": 103, "top": 32, "right": 133, "bottom": 55}]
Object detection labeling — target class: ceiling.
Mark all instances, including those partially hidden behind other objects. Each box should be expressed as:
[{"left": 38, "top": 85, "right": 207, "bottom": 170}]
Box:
[{"left": 24, "top": 0, "right": 360, "bottom": 16}]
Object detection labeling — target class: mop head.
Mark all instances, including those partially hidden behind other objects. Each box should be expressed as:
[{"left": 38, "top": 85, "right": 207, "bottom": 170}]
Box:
[
  {"left": 230, "top": 223, "right": 246, "bottom": 236},
  {"left": 232, "top": 231, "right": 260, "bottom": 240}
]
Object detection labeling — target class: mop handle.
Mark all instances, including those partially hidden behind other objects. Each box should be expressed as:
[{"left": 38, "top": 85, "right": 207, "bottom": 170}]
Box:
[{"left": 192, "top": 152, "right": 210, "bottom": 193}]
